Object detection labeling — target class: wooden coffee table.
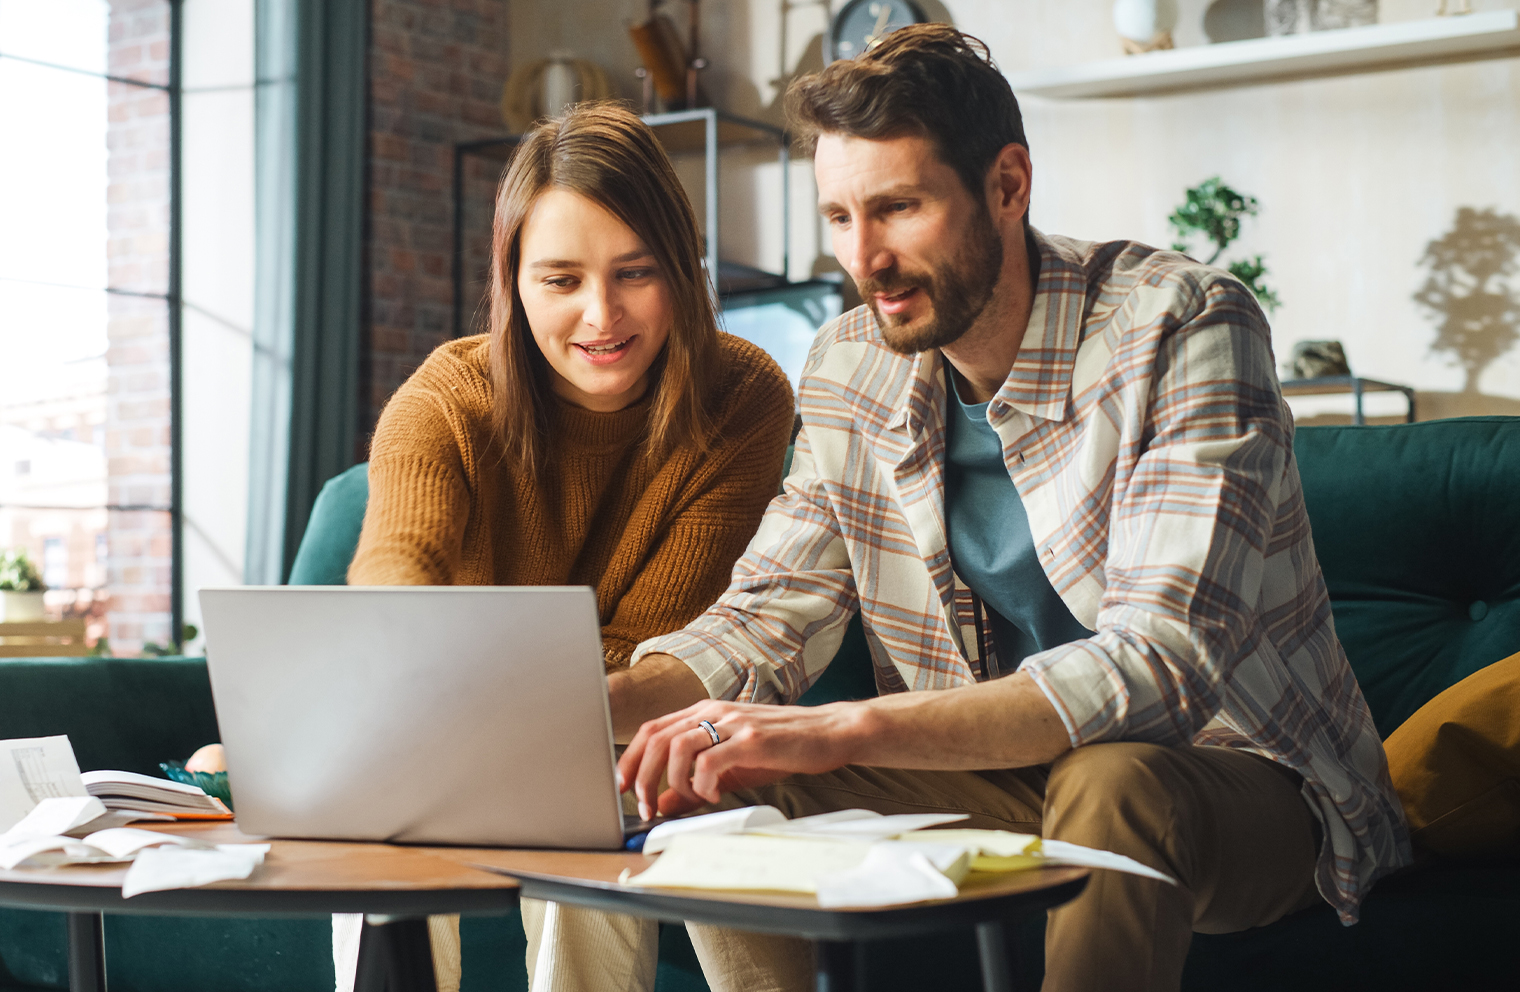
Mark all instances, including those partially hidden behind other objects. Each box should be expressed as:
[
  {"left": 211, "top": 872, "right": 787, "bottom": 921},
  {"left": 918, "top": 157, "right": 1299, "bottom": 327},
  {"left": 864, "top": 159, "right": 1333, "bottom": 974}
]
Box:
[
  {"left": 0, "top": 821, "right": 521, "bottom": 992},
  {"left": 436, "top": 847, "right": 1089, "bottom": 992}
]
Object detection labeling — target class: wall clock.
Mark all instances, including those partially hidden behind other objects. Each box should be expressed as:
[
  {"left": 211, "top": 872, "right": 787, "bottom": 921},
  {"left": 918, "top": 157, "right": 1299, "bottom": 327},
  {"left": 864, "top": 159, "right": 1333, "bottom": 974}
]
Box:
[{"left": 829, "top": 0, "right": 928, "bottom": 62}]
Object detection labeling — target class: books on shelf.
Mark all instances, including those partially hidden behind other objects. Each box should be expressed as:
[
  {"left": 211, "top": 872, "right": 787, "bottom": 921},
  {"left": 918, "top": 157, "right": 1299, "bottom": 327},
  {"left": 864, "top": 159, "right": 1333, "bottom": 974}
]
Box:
[{"left": 81, "top": 770, "right": 232, "bottom": 819}]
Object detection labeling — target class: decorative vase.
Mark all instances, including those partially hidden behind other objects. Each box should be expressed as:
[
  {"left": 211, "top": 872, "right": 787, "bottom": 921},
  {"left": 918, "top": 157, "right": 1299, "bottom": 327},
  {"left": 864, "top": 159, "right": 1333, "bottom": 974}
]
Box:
[
  {"left": 1113, "top": 0, "right": 1180, "bottom": 54},
  {"left": 0, "top": 590, "right": 46, "bottom": 622},
  {"left": 1204, "top": 0, "right": 1266, "bottom": 43}
]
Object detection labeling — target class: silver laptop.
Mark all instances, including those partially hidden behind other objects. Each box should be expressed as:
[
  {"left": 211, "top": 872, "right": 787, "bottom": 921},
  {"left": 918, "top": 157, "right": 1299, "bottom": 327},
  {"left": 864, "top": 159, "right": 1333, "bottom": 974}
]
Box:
[{"left": 198, "top": 586, "right": 626, "bottom": 849}]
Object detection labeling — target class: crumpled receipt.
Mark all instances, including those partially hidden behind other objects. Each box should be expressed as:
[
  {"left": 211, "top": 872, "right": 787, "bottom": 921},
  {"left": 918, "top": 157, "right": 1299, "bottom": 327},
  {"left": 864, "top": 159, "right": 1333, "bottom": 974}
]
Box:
[{"left": 121, "top": 843, "right": 270, "bottom": 898}]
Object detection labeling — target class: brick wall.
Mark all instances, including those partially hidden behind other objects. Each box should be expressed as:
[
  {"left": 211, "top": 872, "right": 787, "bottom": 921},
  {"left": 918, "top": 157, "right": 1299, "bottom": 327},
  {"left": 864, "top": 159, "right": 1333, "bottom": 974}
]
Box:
[
  {"left": 105, "top": 0, "right": 173, "bottom": 652},
  {"left": 362, "top": 0, "right": 512, "bottom": 448}
]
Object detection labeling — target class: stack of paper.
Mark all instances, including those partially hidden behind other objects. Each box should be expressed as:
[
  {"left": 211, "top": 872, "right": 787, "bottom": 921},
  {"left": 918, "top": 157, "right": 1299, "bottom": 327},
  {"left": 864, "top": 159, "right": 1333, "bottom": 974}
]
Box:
[{"left": 624, "top": 807, "right": 1177, "bottom": 908}]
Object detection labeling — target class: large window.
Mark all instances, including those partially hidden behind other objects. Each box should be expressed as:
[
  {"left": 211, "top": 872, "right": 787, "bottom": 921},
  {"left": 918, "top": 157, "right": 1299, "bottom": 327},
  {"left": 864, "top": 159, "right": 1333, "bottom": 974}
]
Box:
[{"left": 0, "top": 0, "right": 179, "bottom": 653}]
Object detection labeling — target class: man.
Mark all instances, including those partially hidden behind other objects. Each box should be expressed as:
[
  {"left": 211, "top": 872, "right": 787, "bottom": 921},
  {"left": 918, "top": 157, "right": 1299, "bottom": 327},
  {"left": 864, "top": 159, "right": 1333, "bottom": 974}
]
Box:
[{"left": 606, "top": 24, "right": 1409, "bottom": 992}]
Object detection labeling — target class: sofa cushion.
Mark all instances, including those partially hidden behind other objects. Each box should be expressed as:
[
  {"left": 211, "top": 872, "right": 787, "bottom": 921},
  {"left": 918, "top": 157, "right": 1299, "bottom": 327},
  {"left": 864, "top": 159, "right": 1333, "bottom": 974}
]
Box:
[
  {"left": 287, "top": 462, "right": 369, "bottom": 585},
  {"left": 0, "top": 656, "right": 219, "bottom": 775},
  {"left": 1383, "top": 649, "right": 1520, "bottom": 859},
  {"left": 1293, "top": 418, "right": 1520, "bottom": 736}
]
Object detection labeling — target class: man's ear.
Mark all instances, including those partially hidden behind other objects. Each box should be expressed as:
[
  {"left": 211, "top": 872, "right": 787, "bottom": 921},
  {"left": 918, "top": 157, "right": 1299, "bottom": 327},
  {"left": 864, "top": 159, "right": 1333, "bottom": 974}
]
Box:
[{"left": 986, "top": 143, "right": 1032, "bottom": 229}]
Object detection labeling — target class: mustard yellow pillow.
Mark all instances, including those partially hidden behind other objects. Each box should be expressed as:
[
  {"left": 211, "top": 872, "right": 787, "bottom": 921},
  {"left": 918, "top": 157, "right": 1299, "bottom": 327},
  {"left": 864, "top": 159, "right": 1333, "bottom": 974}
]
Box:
[{"left": 1384, "top": 650, "right": 1520, "bottom": 860}]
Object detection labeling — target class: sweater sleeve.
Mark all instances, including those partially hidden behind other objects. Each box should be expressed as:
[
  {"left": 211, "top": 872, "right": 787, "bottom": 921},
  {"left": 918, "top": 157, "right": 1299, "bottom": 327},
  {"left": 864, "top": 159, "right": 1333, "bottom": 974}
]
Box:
[
  {"left": 598, "top": 344, "right": 795, "bottom": 669},
  {"left": 348, "top": 372, "right": 478, "bottom": 586}
]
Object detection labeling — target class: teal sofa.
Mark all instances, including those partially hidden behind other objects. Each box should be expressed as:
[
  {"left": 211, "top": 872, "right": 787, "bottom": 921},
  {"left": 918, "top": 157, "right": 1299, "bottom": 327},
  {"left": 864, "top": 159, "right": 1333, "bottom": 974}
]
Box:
[{"left": 3, "top": 418, "right": 1517, "bottom": 990}]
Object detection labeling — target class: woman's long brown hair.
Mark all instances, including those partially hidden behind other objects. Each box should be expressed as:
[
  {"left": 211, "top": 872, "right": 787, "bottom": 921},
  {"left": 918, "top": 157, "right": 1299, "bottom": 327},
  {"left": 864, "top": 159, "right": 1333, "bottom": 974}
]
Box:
[{"left": 488, "top": 103, "right": 719, "bottom": 480}]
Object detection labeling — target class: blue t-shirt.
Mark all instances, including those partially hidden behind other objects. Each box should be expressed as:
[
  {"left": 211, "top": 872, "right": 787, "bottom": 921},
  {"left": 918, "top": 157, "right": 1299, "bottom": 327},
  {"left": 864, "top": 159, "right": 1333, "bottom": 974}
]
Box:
[{"left": 944, "top": 381, "right": 1092, "bottom": 674}]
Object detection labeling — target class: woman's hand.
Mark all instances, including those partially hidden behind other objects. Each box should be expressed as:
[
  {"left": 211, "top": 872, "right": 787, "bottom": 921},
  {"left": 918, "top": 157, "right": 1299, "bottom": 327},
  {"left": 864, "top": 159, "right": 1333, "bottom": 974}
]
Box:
[{"left": 616, "top": 699, "right": 867, "bottom": 820}]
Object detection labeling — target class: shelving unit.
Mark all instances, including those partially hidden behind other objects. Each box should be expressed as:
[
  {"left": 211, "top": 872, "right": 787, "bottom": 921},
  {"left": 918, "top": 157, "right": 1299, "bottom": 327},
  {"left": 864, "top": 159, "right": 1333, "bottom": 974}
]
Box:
[
  {"left": 1004, "top": 10, "right": 1520, "bottom": 99},
  {"left": 451, "top": 108, "right": 792, "bottom": 337}
]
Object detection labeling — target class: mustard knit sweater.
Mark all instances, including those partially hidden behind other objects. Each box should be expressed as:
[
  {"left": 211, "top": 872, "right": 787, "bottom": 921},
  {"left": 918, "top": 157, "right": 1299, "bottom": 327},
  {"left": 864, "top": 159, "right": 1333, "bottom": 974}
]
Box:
[{"left": 349, "top": 333, "right": 794, "bottom": 669}]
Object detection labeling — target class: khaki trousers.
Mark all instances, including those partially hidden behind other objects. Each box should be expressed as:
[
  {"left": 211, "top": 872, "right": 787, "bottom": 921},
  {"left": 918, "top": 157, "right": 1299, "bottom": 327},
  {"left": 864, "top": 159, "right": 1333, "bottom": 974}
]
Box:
[{"left": 686, "top": 742, "right": 1323, "bottom": 992}]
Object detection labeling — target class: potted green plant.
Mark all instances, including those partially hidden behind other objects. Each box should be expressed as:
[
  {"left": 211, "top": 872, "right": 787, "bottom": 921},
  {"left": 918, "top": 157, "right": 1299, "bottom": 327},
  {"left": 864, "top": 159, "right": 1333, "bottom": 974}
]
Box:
[
  {"left": 1170, "top": 177, "right": 1281, "bottom": 313},
  {"left": 0, "top": 549, "right": 47, "bottom": 622}
]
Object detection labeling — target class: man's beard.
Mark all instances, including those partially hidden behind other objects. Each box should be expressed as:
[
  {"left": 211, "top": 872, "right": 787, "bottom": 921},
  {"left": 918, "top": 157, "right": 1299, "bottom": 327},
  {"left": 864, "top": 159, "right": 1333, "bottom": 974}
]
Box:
[{"left": 859, "top": 207, "right": 1005, "bottom": 356}]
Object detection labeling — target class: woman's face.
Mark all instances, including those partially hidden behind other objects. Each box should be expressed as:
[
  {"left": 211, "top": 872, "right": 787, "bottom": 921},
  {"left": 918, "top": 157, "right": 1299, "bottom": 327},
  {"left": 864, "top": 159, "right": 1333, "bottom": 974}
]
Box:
[{"left": 516, "top": 189, "right": 674, "bottom": 413}]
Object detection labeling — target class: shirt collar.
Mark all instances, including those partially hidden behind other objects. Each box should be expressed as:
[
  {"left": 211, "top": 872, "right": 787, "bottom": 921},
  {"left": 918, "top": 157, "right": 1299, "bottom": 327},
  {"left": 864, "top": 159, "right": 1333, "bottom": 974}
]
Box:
[
  {"left": 888, "top": 228, "right": 1088, "bottom": 436},
  {"left": 991, "top": 227, "right": 1087, "bottom": 424}
]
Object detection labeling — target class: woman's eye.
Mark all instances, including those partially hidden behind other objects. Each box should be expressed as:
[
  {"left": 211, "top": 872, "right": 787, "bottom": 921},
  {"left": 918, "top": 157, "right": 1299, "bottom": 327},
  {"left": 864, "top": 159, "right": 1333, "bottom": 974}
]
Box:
[
  {"left": 544, "top": 276, "right": 577, "bottom": 289},
  {"left": 618, "top": 267, "right": 655, "bottom": 281}
]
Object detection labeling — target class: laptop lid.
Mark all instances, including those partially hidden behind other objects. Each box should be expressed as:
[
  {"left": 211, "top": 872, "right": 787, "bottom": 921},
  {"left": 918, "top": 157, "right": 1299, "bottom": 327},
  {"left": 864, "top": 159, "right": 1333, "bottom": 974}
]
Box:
[{"left": 198, "top": 586, "right": 625, "bottom": 850}]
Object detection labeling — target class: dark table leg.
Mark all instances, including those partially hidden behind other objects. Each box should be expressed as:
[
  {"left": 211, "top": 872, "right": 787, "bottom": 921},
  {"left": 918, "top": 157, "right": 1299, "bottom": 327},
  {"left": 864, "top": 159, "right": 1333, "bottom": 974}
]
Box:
[
  {"left": 976, "top": 919, "right": 1019, "bottom": 992},
  {"left": 814, "top": 939, "right": 865, "bottom": 992},
  {"left": 354, "top": 916, "right": 437, "bottom": 992},
  {"left": 67, "top": 911, "right": 106, "bottom": 992}
]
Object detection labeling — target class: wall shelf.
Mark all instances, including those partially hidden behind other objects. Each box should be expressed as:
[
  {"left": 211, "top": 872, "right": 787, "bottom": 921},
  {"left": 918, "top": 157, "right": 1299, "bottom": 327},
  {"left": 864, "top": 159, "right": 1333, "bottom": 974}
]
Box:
[{"left": 1004, "top": 10, "right": 1520, "bottom": 99}]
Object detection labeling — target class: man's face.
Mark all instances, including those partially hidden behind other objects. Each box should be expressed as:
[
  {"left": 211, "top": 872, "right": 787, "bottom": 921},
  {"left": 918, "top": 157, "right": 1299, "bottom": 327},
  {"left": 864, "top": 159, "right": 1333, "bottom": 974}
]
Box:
[{"left": 815, "top": 132, "right": 1003, "bottom": 355}]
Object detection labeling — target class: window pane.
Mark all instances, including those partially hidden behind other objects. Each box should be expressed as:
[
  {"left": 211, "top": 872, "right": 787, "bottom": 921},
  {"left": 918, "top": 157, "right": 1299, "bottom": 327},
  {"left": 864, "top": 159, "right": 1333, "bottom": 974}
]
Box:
[
  {"left": 0, "top": 0, "right": 107, "bottom": 77},
  {"left": 0, "top": 58, "right": 109, "bottom": 290},
  {"left": 0, "top": 1, "right": 175, "bottom": 656},
  {"left": 0, "top": 0, "right": 169, "bottom": 88}
]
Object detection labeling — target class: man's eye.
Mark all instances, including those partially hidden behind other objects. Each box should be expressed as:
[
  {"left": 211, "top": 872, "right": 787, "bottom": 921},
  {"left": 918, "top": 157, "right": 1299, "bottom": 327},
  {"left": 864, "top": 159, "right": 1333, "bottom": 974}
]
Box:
[
  {"left": 828, "top": 213, "right": 850, "bottom": 228},
  {"left": 887, "top": 201, "right": 911, "bottom": 213}
]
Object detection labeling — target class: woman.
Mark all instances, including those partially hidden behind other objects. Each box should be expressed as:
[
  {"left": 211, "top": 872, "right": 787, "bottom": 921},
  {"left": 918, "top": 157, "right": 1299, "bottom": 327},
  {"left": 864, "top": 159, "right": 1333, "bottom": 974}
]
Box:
[{"left": 338, "top": 103, "right": 794, "bottom": 992}]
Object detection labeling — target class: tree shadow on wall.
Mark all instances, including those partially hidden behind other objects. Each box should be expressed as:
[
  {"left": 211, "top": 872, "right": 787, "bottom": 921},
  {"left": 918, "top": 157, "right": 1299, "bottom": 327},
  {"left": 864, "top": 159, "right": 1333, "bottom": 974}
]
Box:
[
  {"left": 1298, "top": 207, "right": 1520, "bottom": 425},
  {"left": 1414, "top": 206, "right": 1520, "bottom": 395}
]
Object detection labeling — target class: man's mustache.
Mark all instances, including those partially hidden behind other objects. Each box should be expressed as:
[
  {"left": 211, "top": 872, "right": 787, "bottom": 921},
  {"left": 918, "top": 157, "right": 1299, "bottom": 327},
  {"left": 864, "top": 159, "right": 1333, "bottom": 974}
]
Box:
[{"left": 858, "top": 270, "right": 933, "bottom": 300}]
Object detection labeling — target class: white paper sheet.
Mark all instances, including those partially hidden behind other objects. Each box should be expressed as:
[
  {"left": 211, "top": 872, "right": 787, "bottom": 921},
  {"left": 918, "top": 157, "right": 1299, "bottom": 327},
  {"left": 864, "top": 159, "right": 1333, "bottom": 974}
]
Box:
[
  {"left": 628, "top": 834, "right": 872, "bottom": 891},
  {"left": 757, "top": 811, "right": 969, "bottom": 840},
  {"left": 641, "top": 805, "right": 788, "bottom": 854},
  {"left": 83, "top": 827, "right": 211, "bottom": 859},
  {"left": 120, "top": 844, "right": 269, "bottom": 898},
  {"left": 2, "top": 796, "right": 108, "bottom": 841},
  {"left": 1039, "top": 839, "right": 1177, "bottom": 885},
  {"left": 814, "top": 843, "right": 961, "bottom": 908},
  {"left": 0, "top": 736, "right": 88, "bottom": 833}
]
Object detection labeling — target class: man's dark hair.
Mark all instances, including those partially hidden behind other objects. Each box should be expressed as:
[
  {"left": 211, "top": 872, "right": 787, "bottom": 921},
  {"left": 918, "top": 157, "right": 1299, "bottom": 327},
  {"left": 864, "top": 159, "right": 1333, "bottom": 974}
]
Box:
[{"left": 785, "top": 24, "right": 1027, "bottom": 200}]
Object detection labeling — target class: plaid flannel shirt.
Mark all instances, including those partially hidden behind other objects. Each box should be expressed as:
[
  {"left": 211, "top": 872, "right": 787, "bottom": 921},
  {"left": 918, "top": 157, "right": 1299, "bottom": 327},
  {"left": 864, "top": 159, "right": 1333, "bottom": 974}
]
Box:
[{"left": 635, "top": 229, "right": 1410, "bottom": 923}]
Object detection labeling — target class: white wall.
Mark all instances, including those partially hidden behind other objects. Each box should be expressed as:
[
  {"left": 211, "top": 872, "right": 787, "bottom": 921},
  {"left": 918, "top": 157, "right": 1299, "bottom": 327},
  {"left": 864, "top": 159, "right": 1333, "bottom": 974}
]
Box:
[
  {"left": 181, "top": 0, "right": 256, "bottom": 648},
  {"left": 511, "top": 0, "right": 1520, "bottom": 421}
]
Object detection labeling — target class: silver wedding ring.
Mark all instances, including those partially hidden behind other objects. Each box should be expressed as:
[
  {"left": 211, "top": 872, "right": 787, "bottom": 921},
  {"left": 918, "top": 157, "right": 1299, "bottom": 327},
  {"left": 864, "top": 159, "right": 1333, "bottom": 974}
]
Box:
[{"left": 698, "top": 719, "right": 721, "bottom": 746}]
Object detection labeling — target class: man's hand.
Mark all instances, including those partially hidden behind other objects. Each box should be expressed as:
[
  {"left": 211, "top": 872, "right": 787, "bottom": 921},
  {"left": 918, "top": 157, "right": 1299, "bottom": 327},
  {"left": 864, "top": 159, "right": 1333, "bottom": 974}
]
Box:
[
  {"left": 606, "top": 652, "right": 708, "bottom": 743},
  {"left": 617, "top": 699, "right": 866, "bottom": 820},
  {"left": 616, "top": 670, "right": 1075, "bottom": 820}
]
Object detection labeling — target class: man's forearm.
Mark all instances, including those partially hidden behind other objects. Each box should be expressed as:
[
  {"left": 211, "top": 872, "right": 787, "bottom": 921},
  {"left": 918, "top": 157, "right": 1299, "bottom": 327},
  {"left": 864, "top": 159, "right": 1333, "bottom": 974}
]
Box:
[
  {"left": 840, "top": 671, "right": 1073, "bottom": 770},
  {"left": 607, "top": 652, "right": 709, "bottom": 743}
]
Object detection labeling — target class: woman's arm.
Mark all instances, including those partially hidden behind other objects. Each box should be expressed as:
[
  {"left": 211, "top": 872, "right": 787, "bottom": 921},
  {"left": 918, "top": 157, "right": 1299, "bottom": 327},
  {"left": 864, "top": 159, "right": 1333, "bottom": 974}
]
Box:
[{"left": 348, "top": 377, "right": 477, "bottom": 586}]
